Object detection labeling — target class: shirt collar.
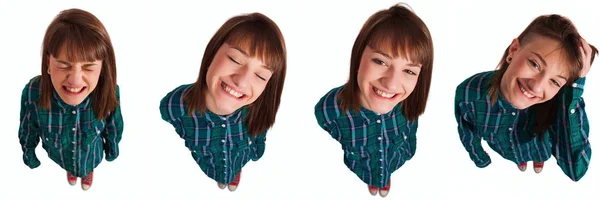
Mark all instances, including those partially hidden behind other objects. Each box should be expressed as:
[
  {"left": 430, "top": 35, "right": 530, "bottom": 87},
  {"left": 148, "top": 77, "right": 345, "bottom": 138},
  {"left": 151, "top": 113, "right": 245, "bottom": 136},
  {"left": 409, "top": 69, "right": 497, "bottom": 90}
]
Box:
[
  {"left": 52, "top": 90, "right": 92, "bottom": 111},
  {"left": 357, "top": 103, "right": 399, "bottom": 123},
  {"left": 204, "top": 106, "right": 246, "bottom": 124}
]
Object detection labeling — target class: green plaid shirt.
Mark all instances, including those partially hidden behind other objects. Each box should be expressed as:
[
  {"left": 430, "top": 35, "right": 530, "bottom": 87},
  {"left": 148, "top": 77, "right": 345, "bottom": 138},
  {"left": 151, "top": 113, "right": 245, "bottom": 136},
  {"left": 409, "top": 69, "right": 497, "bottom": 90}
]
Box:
[
  {"left": 18, "top": 76, "right": 124, "bottom": 177},
  {"left": 455, "top": 71, "right": 591, "bottom": 181},
  {"left": 314, "top": 86, "right": 418, "bottom": 188},
  {"left": 159, "top": 84, "right": 267, "bottom": 184}
]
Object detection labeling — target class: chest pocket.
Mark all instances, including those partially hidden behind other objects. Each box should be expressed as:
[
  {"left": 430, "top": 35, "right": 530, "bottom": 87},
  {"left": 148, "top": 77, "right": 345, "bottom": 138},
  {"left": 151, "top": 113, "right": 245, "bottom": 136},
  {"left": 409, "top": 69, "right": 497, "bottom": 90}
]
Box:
[{"left": 179, "top": 115, "right": 212, "bottom": 148}]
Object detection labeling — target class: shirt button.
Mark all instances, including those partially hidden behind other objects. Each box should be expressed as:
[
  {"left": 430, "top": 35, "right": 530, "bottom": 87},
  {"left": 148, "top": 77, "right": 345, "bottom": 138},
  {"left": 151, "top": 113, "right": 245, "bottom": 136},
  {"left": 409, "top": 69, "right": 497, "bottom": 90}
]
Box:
[
  {"left": 376, "top": 112, "right": 381, "bottom": 116},
  {"left": 221, "top": 139, "right": 226, "bottom": 143},
  {"left": 403, "top": 135, "right": 407, "bottom": 140},
  {"left": 72, "top": 111, "right": 76, "bottom": 115},
  {"left": 72, "top": 150, "right": 75, "bottom": 153},
  {"left": 511, "top": 112, "right": 516, "bottom": 116},
  {"left": 221, "top": 124, "right": 226, "bottom": 128},
  {"left": 222, "top": 151, "right": 226, "bottom": 153},
  {"left": 379, "top": 149, "right": 383, "bottom": 152},
  {"left": 376, "top": 120, "right": 381, "bottom": 123},
  {"left": 192, "top": 150, "right": 196, "bottom": 153},
  {"left": 508, "top": 127, "right": 513, "bottom": 131},
  {"left": 379, "top": 159, "right": 383, "bottom": 161},
  {"left": 72, "top": 141, "right": 76, "bottom": 144},
  {"left": 45, "top": 138, "right": 49, "bottom": 141},
  {"left": 377, "top": 137, "right": 382, "bottom": 140},
  {"left": 350, "top": 152, "right": 354, "bottom": 155},
  {"left": 572, "top": 83, "right": 578, "bottom": 87},
  {"left": 223, "top": 158, "right": 227, "bottom": 161},
  {"left": 221, "top": 117, "right": 226, "bottom": 120},
  {"left": 249, "top": 141, "right": 252, "bottom": 145},
  {"left": 570, "top": 109, "right": 575, "bottom": 114},
  {"left": 72, "top": 128, "right": 76, "bottom": 131}
]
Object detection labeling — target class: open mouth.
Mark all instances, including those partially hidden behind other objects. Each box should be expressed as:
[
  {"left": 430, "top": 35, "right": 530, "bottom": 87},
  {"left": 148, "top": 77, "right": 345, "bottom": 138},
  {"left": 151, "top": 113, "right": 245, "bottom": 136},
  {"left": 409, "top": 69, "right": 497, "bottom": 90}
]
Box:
[
  {"left": 516, "top": 80, "right": 538, "bottom": 99},
  {"left": 63, "top": 86, "right": 86, "bottom": 95},
  {"left": 372, "top": 85, "right": 398, "bottom": 100},
  {"left": 220, "top": 81, "right": 246, "bottom": 99}
]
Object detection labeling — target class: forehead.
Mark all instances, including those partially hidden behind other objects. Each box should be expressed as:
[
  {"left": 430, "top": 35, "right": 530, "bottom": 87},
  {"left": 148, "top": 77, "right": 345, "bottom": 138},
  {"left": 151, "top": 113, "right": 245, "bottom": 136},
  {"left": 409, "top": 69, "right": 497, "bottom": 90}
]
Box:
[{"left": 521, "top": 37, "right": 572, "bottom": 75}]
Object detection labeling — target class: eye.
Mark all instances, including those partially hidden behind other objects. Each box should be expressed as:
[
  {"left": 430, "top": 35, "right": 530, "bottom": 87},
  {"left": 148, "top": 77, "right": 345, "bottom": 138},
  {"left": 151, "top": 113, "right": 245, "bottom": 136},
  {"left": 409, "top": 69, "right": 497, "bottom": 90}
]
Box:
[
  {"left": 404, "top": 69, "right": 417, "bottom": 76},
  {"left": 255, "top": 73, "right": 266, "bottom": 81},
  {"left": 371, "top": 58, "right": 388, "bottom": 66},
  {"left": 227, "top": 55, "right": 241, "bottom": 65},
  {"left": 528, "top": 59, "right": 540, "bottom": 71},
  {"left": 551, "top": 79, "right": 561, "bottom": 87}
]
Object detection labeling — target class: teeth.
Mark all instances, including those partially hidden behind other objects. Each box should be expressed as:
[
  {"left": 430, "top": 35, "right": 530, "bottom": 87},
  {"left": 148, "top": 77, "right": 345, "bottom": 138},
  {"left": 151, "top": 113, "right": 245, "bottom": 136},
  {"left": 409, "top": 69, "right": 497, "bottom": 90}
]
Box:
[
  {"left": 374, "top": 87, "right": 395, "bottom": 98},
  {"left": 221, "top": 82, "right": 243, "bottom": 98},
  {"left": 519, "top": 84, "right": 535, "bottom": 98},
  {"left": 66, "top": 87, "right": 83, "bottom": 93}
]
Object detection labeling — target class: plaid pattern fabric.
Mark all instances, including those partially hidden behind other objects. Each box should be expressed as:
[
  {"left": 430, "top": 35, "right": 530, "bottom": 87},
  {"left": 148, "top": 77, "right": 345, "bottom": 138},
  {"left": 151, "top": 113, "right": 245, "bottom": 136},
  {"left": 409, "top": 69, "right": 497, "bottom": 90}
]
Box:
[
  {"left": 160, "top": 84, "right": 266, "bottom": 184},
  {"left": 315, "top": 86, "right": 418, "bottom": 188},
  {"left": 18, "top": 76, "right": 124, "bottom": 177},
  {"left": 455, "top": 71, "right": 591, "bottom": 181}
]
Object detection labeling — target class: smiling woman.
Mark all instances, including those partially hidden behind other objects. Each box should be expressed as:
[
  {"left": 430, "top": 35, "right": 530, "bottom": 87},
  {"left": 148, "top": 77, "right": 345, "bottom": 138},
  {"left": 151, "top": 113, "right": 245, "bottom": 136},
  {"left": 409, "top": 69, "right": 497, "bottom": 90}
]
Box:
[
  {"left": 159, "top": 12, "right": 286, "bottom": 192},
  {"left": 18, "top": 8, "right": 123, "bottom": 191},
  {"left": 454, "top": 14, "right": 597, "bottom": 181},
  {"left": 314, "top": 3, "right": 434, "bottom": 197}
]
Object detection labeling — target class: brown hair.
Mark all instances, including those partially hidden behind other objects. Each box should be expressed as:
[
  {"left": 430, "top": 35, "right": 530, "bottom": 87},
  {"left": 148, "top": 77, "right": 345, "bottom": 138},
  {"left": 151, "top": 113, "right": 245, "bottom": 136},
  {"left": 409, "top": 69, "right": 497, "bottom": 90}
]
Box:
[
  {"left": 40, "top": 8, "right": 118, "bottom": 120},
  {"left": 183, "top": 13, "right": 287, "bottom": 137},
  {"left": 488, "top": 14, "right": 598, "bottom": 140},
  {"left": 338, "top": 3, "right": 434, "bottom": 121}
]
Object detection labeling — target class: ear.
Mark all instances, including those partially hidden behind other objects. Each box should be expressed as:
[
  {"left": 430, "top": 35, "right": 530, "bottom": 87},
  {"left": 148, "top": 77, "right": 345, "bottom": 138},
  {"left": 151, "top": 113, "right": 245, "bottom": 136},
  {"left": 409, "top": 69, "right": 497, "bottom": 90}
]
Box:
[
  {"left": 46, "top": 56, "right": 52, "bottom": 74},
  {"left": 507, "top": 38, "right": 521, "bottom": 62}
]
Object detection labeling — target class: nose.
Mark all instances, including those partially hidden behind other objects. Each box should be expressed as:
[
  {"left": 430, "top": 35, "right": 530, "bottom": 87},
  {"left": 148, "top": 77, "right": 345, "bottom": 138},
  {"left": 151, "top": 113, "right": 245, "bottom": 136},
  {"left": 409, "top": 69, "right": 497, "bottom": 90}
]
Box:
[
  {"left": 380, "top": 68, "right": 404, "bottom": 93},
  {"left": 67, "top": 68, "right": 84, "bottom": 86},
  {"left": 526, "top": 75, "right": 544, "bottom": 96},
  {"left": 232, "top": 66, "right": 252, "bottom": 89}
]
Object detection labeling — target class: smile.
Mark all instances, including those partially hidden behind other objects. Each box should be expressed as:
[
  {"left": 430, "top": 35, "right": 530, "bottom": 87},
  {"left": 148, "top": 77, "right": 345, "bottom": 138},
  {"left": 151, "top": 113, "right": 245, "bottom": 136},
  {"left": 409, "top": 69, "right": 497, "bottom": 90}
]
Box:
[
  {"left": 221, "top": 81, "right": 245, "bottom": 98},
  {"left": 63, "top": 86, "right": 86, "bottom": 95},
  {"left": 517, "top": 81, "right": 538, "bottom": 99},
  {"left": 372, "top": 86, "right": 397, "bottom": 99}
]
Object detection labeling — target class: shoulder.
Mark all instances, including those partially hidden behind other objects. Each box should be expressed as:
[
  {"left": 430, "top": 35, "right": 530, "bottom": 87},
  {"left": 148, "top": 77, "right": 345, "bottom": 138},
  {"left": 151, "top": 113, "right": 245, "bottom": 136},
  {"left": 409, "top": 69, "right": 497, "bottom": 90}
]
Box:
[
  {"left": 160, "top": 84, "right": 194, "bottom": 120},
  {"left": 21, "top": 76, "right": 42, "bottom": 103},
  {"left": 314, "top": 86, "right": 344, "bottom": 122},
  {"left": 455, "top": 71, "right": 495, "bottom": 102}
]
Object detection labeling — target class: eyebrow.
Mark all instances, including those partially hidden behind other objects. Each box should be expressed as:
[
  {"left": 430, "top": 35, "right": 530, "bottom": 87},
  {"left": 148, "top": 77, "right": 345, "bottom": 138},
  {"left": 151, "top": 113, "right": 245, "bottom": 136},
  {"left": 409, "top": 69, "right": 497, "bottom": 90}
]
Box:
[
  {"left": 56, "top": 59, "right": 97, "bottom": 67},
  {"left": 373, "top": 49, "right": 421, "bottom": 68},
  {"left": 531, "top": 51, "right": 548, "bottom": 67},
  {"left": 557, "top": 75, "right": 567, "bottom": 82},
  {"left": 230, "top": 46, "right": 272, "bottom": 71}
]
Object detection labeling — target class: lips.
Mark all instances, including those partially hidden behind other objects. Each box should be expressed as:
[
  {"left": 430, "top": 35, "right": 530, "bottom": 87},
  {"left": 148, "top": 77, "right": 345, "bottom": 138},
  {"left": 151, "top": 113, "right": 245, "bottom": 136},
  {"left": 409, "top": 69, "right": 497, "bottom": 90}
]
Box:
[
  {"left": 516, "top": 80, "right": 540, "bottom": 100},
  {"left": 372, "top": 85, "right": 398, "bottom": 99},
  {"left": 220, "top": 81, "right": 245, "bottom": 99},
  {"left": 63, "top": 86, "right": 86, "bottom": 95}
]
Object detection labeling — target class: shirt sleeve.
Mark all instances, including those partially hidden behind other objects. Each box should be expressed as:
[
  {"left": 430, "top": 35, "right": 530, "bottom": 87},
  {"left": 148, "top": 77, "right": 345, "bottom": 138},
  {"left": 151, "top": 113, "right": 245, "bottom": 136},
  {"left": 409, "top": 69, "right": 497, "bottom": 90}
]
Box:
[
  {"left": 314, "top": 90, "right": 341, "bottom": 141},
  {"left": 252, "top": 131, "right": 267, "bottom": 161},
  {"left": 103, "top": 85, "right": 124, "bottom": 162},
  {"left": 549, "top": 78, "right": 591, "bottom": 181},
  {"left": 18, "top": 83, "right": 41, "bottom": 169},
  {"left": 455, "top": 100, "right": 491, "bottom": 168}
]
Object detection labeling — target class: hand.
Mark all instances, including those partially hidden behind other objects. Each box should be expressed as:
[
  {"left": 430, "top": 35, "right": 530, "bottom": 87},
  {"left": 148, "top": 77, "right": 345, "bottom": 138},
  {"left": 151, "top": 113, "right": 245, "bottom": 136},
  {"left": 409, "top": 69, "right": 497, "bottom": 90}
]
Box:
[{"left": 579, "top": 37, "right": 596, "bottom": 78}]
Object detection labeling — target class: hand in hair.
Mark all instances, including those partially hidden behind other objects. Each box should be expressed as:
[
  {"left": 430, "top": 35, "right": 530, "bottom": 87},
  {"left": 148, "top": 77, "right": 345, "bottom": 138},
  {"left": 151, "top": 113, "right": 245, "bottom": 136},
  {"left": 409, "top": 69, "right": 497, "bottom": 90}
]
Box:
[{"left": 579, "top": 37, "right": 597, "bottom": 78}]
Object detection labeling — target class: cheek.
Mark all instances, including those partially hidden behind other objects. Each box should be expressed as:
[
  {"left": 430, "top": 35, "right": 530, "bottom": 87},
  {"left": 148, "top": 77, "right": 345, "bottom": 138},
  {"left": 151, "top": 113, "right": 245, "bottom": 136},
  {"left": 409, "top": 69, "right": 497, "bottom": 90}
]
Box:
[{"left": 357, "top": 63, "right": 377, "bottom": 85}]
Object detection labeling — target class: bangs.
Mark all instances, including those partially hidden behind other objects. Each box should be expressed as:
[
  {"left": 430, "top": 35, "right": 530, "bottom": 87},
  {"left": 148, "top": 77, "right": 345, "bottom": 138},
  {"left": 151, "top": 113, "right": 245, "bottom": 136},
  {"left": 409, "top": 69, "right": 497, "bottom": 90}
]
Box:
[
  {"left": 224, "top": 21, "right": 285, "bottom": 73},
  {"left": 46, "top": 23, "right": 108, "bottom": 62},
  {"left": 366, "top": 17, "right": 431, "bottom": 65}
]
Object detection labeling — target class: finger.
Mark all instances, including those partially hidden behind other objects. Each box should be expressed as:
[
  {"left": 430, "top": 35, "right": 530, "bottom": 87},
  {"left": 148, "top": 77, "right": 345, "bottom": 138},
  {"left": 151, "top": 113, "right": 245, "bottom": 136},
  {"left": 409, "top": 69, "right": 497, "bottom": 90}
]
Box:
[{"left": 580, "top": 37, "right": 591, "bottom": 56}]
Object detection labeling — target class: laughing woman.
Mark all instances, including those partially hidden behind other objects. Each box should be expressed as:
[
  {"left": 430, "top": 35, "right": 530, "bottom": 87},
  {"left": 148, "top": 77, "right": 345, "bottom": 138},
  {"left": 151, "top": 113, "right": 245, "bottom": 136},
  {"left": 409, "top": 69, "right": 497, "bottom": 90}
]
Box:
[
  {"left": 454, "top": 14, "right": 597, "bottom": 181},
  {"left": 314, "top": 4, "right": 433, "bottom": 197},
  {"left": 159, "top": 13, "right": 286, "bottom": 192},
  {"left": 19, "top": 9, "right": 123, "bottom": 191}
]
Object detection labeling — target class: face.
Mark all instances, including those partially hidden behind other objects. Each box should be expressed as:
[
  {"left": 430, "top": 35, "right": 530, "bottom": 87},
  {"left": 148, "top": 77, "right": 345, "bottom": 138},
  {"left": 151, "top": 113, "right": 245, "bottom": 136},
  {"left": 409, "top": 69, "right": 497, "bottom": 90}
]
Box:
[
  {"left": 204, "top": 43, "right": 274, "bottom": 115},
  {"left": 500, "top": 36, "right": 570, "bottom": 109},
  {"left": 48, "top": 48, "right": 102, "bottom": 106},
  {"left": 357, "top": 46, "right": 421, "bottom": 114}
]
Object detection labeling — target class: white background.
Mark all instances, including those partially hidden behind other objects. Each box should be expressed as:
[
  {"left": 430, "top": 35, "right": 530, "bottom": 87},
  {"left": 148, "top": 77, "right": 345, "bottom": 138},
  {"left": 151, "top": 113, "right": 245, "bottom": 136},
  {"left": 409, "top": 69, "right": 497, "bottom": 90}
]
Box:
[{"left": 0, "top": 0, "right": 598, "bottom": 199}]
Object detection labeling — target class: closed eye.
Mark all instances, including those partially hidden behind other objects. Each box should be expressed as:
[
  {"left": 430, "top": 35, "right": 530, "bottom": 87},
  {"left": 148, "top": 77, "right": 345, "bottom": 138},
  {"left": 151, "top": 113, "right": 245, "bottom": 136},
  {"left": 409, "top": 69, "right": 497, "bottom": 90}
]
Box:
[
  {"left": 227, "top": 55, "right": 241, "bottom": 65},
  {"left": 256, "top": 73, "right": 266, "bottom": 81},
  {"left": 371, "top": 58, "right": 388, "bottom": 66}
]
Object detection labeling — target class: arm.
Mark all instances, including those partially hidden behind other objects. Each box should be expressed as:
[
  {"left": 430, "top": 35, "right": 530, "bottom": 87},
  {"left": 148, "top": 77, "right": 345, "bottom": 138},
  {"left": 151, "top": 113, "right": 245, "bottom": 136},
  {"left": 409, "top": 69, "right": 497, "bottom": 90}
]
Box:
[
  {"left": 549, "top": 78, "right": 591, "bottom": 181},
  {"left": 455, "top": 101, "right": 491, "bottom": 168},
  {"left": 18, "top": 86, "right": 41, "bottom": 168},
  {"left": 314, "top": 91, "right": 341, "bottom": 141},
  {"left": 103, "top": 86, "right": 124, "bottom": 161},
  {"left": 252, "top": 131, "right": 267, "bottom": 161}
]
